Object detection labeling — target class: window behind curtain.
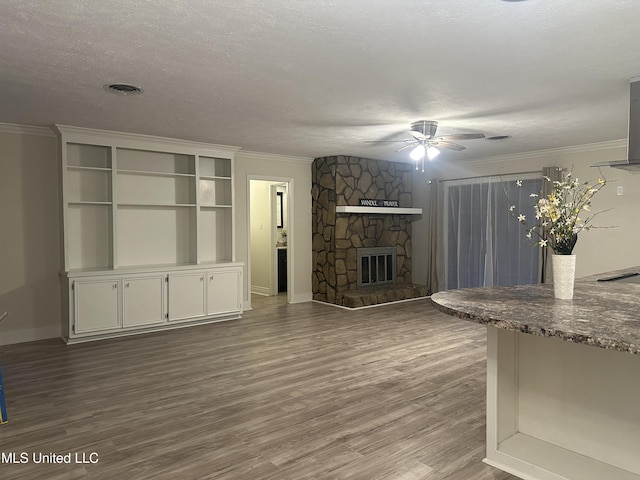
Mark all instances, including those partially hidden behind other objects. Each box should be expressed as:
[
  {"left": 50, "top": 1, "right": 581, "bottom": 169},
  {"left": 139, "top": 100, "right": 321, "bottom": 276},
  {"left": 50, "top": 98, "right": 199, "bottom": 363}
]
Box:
[{"left": 443, "top": 174, "right": 541, "bottom": 290}]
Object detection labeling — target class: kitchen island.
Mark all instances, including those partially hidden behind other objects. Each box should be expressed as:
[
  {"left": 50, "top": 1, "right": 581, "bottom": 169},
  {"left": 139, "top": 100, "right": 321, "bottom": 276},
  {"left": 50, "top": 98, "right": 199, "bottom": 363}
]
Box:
[{"left": 431, "top": 268, "right": 640, "bottom": 480}]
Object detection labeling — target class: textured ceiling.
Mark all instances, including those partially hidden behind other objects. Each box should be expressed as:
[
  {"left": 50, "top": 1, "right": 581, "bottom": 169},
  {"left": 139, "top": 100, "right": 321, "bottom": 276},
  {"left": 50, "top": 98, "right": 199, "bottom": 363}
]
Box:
[{"left": 1, "top": 0, "right": 640, "bottom": 163}]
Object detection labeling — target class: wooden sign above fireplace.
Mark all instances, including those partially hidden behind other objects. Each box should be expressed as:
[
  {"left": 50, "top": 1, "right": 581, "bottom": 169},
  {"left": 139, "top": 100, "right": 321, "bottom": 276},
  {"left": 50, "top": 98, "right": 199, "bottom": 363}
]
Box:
[
  {"left": 336, "top": 205, "right": 422, "bottom": 215},
  {"left": 359, "top": 198, "right": 400, "bottom": 208}
]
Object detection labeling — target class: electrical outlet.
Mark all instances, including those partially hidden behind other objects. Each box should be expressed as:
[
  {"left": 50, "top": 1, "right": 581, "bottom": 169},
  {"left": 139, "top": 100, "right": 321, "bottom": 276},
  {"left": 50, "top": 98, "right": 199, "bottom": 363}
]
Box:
[{"left": 617, "top": 186, "right": 624, "bottom": 196}]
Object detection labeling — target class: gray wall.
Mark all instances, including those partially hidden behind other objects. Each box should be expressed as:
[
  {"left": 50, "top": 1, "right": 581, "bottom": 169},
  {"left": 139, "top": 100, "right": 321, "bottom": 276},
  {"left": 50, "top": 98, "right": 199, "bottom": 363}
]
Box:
[{"left": 0, "top": 127, "right": 61, "bottom": 344}]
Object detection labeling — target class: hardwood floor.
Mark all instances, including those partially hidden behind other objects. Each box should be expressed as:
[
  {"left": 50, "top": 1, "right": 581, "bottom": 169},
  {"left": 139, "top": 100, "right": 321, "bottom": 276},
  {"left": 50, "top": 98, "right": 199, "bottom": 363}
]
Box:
[{"left": 0, "top": 296, "right": 516, "bottom": 480}]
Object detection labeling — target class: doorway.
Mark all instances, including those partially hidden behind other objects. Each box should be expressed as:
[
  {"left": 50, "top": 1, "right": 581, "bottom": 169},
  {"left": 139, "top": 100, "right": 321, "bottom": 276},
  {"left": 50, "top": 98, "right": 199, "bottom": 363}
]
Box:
[{"left": 248, "top": 177, "right": 292, "bottom": 307}]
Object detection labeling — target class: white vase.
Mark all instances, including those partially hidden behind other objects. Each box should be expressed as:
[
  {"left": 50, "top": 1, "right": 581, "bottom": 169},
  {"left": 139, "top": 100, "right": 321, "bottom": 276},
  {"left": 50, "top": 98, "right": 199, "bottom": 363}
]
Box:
[{"left": 552, "top": 254, "right": 576, "bottom": 300}]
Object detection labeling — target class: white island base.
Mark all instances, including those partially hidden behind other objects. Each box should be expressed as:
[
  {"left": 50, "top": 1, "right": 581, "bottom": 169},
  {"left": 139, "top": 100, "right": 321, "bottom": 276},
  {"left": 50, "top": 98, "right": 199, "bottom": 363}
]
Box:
[{"left": 486, "top": 327, "right": 640, "bottom": 480}]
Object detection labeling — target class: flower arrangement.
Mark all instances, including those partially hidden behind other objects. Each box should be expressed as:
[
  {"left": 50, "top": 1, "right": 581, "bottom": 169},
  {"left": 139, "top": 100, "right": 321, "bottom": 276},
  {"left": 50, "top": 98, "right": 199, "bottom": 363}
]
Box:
[{"left": 509, "top": 172, "right": 608, "bottom": 255}]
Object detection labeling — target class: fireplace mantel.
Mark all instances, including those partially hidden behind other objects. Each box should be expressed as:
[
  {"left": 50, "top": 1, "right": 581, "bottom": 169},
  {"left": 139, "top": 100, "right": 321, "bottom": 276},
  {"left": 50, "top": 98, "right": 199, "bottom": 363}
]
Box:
[{"left": 335, "top": 206, "right": 422, "bottom": 215}]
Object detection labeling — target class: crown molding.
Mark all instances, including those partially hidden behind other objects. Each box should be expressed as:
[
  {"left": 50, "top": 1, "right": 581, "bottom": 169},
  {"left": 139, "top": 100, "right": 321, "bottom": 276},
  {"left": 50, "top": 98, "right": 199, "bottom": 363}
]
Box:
[
  {"left": 461, "top": 139, "right": 627, "bottom": 166},
  {"left": 54, "top": 125, "right": 241, "bottom": 155},
  {"left": 0, "top": 122, "right": 55, "bottom": 137},
  {"left": 238, "top": 150, "right": 314, "bottom": 164}
]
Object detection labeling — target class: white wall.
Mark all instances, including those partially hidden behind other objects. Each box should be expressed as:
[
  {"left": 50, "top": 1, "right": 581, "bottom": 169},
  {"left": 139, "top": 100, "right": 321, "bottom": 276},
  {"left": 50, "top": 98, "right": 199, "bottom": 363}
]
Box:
[
  {"left": 0, "top": 126, "right": 61, "bottom": 345},
  {"left": 235, "top": 152, "right": 313, "bottom": 307},
  {"left": 249, "top": 180, "right": 274, "bottom": 295},
  {"left": 412, "top": 140, "right": 640, "bottom": 281}
]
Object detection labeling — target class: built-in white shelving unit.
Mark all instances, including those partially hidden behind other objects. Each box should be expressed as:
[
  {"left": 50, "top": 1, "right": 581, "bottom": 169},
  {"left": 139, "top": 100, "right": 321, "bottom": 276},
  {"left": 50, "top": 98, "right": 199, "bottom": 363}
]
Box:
[{"left": 56, "top": 125, "right": 244, "bottom": 343}]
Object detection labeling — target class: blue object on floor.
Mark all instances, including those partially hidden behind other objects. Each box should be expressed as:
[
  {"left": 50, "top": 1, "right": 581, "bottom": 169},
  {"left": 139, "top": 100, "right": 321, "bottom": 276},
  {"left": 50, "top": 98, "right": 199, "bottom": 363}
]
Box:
[{"left": 0, "top": 364, "right": 7, "bottom": 423}]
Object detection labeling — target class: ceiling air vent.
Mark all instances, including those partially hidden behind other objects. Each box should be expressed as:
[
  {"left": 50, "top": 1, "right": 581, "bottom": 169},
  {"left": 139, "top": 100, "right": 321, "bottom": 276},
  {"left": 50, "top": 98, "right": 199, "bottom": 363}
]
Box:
[{"left": 105, "top": 83, "right": 143, "bottom": 95}]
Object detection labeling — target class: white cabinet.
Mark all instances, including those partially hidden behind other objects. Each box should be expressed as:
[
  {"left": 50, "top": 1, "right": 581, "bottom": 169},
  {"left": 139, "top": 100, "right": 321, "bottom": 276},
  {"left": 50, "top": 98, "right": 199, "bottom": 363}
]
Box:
[
  {"left": 123, "top": 275, "right": 166, "bottom": 328},
  {"left": 73, "top": 279, "right": 119, "bottom": 334},
  {"left": 58, "top": 126, "right": 244, "bottom": 343},
  {"left": 168, "top": 272, "right": 206, "bottom": 321},
  {"left": 207, "top": 268, "right": 242, "bottom": 315},
  {"left": 67, "top": 265, "right": 242, "bottom": 342}
]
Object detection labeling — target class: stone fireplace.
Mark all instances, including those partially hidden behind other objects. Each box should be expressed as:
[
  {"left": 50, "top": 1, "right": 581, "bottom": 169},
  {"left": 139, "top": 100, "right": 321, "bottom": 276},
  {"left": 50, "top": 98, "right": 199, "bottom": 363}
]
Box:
[{"left": 311, "top": 155, "right": 428, "bottom": 307}]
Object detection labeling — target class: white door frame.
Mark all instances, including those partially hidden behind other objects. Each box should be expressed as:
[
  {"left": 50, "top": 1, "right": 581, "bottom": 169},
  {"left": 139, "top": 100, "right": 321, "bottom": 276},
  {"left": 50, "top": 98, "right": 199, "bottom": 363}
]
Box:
[
  {"left": 269, "top": 183, "right": 279, "bottom": 296},
  {"left": 247, "top": 175, "right": 294, "bottom": 305}
]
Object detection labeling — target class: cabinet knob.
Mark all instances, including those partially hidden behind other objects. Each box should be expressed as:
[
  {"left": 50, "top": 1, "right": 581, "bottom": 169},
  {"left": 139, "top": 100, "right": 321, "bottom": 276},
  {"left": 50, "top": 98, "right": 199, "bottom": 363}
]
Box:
[
  {"left": 125, "top": 282, "right": 130, "bottom": 288},
  {"left": 200, "top": 276, "right": 204, "bottom": 282},
  {"left": 113, "top": 283, "right": 118, "bottom": 289},
  {"left": 210, "top": 276, "right": 214, "bottom": 281}
]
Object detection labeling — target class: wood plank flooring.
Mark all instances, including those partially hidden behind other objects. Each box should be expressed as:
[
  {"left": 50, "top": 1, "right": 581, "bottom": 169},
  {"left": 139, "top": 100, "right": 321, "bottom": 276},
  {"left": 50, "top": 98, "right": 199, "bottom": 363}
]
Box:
[{"left": 0, "top": 296, "right": 517, "bottom": 480}]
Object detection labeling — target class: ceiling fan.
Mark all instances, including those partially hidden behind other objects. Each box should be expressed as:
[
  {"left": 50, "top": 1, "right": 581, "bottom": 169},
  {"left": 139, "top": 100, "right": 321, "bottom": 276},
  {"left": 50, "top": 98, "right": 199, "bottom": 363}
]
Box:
[{"left": 366, "top": 120, "right": 485, "bottom": 171}]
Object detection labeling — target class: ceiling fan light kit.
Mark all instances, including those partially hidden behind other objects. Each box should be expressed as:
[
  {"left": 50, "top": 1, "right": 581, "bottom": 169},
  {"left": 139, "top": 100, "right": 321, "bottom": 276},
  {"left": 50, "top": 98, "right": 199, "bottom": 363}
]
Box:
[
  {"left": 410, "top": 143, "right": 426, "bottom": 161},
  {"left": 427, "top": 146, "right": 440, "bottom": 160}
]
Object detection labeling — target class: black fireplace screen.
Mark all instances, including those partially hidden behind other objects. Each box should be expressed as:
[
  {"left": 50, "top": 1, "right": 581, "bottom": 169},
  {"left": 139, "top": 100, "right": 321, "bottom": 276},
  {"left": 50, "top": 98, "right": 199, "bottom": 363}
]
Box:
[{"left": 357, "top": 247, "right": 396, "bottom": 288}]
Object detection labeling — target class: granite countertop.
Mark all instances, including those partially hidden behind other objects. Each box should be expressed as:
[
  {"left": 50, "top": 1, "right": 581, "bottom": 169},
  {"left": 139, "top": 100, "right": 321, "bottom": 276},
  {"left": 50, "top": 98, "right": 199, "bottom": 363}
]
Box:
[{"left": 430, "top": 267, "right": 640, "bottom": 355}]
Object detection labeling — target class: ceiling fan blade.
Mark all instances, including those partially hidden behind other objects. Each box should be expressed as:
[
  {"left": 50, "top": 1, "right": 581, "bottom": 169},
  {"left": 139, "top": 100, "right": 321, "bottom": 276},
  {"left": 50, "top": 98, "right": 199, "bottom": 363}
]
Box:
[
  {"left": 396, "top": 142, "right": 419, "bottom": 152},
  {"left": 436, "top": 133, "right": 485, "bottom": 141},
  {"left": 432, "top": 141, "right": 466, "bottom": 151},
  {"left": 363, "top": 140, "right": 415, "bottom": 144},
  {"left": 408, "top": 130, "right": 427, "bottom": 141}
]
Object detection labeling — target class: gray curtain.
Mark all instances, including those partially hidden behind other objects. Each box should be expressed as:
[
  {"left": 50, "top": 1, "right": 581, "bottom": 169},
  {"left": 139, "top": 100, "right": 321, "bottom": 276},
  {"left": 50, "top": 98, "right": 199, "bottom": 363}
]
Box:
[
  {"left": 424, "top": 180, "right": 444, "bottom": 293},
  {"left": 443, "top": 175, "right": 541, "bottom": 290},
  {"left": 539, "top": 167, "right": 563, "bottom": 283}
]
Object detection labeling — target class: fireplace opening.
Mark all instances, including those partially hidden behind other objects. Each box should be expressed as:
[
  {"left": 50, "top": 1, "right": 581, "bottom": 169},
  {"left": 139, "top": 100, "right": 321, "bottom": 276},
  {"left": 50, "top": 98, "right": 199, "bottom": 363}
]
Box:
[{"left": 357, "top": 247, "right": 396, "bottom": 288}]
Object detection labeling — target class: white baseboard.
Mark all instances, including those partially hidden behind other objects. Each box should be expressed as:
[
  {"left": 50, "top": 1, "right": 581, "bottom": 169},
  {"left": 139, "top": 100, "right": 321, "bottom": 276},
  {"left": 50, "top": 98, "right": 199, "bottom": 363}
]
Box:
[
  {"left": 290, "top": 292, "right": 313, "bottom": 303},
  {"left": 312, "top": 295, "right": 430, "bottom": 310},
  {"left": 0, "top": 325, "right": 61, "bottom": 345},
  {"left": 251, "top": 285, "right": 271, "bottom": 296}
]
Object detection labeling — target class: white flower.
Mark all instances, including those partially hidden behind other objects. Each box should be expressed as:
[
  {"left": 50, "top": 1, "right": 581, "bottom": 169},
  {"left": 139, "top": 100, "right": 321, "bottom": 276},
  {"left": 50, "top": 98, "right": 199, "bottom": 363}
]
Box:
[{"left": 506, "top": 171, "right": 609, "bottom": 255}]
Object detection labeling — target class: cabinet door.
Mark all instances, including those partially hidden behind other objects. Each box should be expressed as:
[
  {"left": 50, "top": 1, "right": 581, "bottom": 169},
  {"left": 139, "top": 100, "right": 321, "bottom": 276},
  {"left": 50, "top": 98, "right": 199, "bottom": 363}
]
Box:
[
  {"left": 278, "top": 249, "right": 287, "bottom": 292},
  {"left": 74, "top": 279, "right": 120, "bottom": 334},
  {"left": 207, "top": 269, "right": 242, "bottom": 315},
  {"left": 123, "top": 276, "right": 166, "bottom": 327},
  {"left": 168, "top": 272, "right": 206, "bottom": 321}
]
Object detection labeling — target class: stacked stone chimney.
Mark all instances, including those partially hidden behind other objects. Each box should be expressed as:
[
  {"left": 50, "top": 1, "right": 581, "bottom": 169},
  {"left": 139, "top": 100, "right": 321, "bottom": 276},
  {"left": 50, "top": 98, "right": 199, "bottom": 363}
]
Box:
[{"left": 311, "top": 155, "right": 415, "bottom": 305}]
